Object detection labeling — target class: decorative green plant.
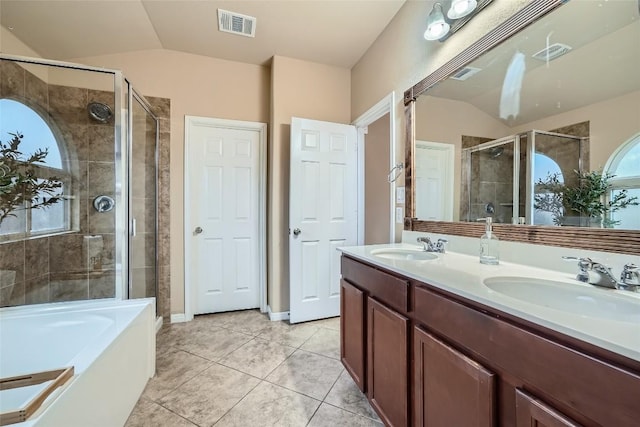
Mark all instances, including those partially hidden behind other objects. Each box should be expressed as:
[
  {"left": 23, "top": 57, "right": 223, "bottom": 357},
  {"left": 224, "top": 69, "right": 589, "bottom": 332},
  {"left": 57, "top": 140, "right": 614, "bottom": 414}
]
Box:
[
  {"left": 534, "top": 170, "right": 639, "bottom": 228},
  {"left": 0, "top": 132, "right": 63, "bottom": 225}
]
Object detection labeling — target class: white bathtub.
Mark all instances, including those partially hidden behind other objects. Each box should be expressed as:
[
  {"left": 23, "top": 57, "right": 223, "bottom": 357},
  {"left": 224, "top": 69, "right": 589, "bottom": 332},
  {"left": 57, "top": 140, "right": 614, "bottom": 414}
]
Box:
[{"left": 0, "top": 298, "right": 156, "bottom": 427}]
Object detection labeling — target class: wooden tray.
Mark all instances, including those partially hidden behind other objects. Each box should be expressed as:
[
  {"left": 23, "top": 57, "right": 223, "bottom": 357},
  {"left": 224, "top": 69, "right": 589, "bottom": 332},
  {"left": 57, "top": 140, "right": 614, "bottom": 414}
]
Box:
[{"left": 0, "top": 367, "right": 74, "bottom": 426}]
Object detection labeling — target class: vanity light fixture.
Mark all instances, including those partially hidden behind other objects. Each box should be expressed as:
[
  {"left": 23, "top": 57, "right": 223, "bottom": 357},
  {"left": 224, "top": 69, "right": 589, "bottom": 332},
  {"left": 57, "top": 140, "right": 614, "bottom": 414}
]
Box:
[
  {"left": 424, "top": 3, "right": 450, "bottom": 41},
  {"left": 424, "top": 0, "right": 493, "bottom": 42}
]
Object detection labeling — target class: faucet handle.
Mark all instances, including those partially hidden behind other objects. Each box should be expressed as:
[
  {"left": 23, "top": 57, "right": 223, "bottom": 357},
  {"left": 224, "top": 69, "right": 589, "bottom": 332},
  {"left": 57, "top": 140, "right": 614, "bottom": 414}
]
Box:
[
  {"left": 562, "top": 256, "right": 593, "bottom": 282},
  {"left": 621, "top": 263, "right": 640, "bottom": 286},
  {"left": 436, "top": 238, "right": 448, "bottom": 253}
]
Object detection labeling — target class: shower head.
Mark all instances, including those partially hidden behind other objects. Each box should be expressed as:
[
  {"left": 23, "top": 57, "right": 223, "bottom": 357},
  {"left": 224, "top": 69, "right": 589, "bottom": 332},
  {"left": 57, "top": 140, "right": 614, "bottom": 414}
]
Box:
[
  {"left": 87, "top": 102, "right": 113, "bottom": 123},
  {"left": 487, "top": 146, "right": 504, "bottom": 158}
]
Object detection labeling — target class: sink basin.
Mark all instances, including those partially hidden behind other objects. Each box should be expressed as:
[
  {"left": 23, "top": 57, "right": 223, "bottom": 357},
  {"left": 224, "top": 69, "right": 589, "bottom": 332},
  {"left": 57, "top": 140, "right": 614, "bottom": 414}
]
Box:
[
  {"left": 483, "top": 276, "right": 640, "bottom": 322},
  {"left": 370, "top": 248, "right": 438, "bottom": 261}
]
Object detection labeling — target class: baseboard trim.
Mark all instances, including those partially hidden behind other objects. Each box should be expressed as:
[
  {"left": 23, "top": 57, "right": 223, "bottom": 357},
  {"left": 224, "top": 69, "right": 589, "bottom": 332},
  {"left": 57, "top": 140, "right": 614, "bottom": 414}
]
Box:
[
  {"left": 171, "top": 313, "right": 188, "bottom": 323},
  {"left": 267, "top": 306, "right": 290, "bottom": 321},
  {"left": 155, "top": 316, "right": 163, "bottom": 333}
]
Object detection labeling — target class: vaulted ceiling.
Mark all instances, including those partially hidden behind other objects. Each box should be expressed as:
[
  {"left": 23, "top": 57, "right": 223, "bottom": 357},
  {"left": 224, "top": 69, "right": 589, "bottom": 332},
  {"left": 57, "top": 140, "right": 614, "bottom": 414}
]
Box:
[{"left": 0, "top": 0, "right": 407, "bottom": 68}]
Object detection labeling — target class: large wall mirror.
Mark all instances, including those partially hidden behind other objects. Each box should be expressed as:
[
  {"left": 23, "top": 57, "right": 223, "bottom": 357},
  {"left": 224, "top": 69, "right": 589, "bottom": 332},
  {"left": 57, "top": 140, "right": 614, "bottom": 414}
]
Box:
[{"left": 405, "top": 0, "right": 640, "bottom": 255}]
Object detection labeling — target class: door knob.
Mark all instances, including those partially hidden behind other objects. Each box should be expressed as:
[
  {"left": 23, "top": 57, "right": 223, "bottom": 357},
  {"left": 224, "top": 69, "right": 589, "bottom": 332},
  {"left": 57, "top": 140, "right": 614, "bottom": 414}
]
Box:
[
  {"left": 194, "top": 226, "right": 203, "bottom": 234},
  {"left": 293, "top": 228, "right": 301, "bottom": 236}
]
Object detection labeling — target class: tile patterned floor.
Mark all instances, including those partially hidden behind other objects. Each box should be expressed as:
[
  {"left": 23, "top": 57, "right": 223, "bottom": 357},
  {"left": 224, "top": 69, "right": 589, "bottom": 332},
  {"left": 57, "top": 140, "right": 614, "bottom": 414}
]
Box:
[{"left": 125, "top": 310, "right": 382, "bottom": 427}]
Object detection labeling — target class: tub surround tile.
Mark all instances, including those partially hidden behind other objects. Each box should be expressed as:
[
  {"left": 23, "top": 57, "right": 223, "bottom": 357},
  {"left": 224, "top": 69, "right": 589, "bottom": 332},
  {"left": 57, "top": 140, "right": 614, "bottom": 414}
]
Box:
[
  {"left": 25, "top": 274, "right": 50, "bottom": 305},
  {"left": 0, "top": 240, "right": 25, "bottom": 285},
  {"left": 125, "top": 398, "right": 197, "bottom": 427},
  {"left": 24, "top": 68, "right": 48, "bottom": 108},
  {"left": 218, "top": 337, "right": 295, "bottom": 379},
  {"left": 49, "top": 278, "right": 88, "bottom": 302},
  {"left": 49, "top": 234, "right": 86, "bottom": 273},
  {"left": 143, "top": 347, "right": 212, "bottom": 401},
  {"left": 0, "top": 60, "right": 25, "bottom": 98},
  {"left": 87, "top": 124, "right": 115, "bottom": 162},
  {"left": 48, "top": 84, "right": 89, "bottom": 126},
  {"left": 308, "top": 403, "right": 384, "bottom": 427},
  {"left": 265, "top": 349, "right": 343, "bottom": 400},
  {"left": 89, "top": 270, "right": 115, "bottom": 299},
  {"left": 159, "top": 363, "right": 260, "bottom": 427},
  {"left": 325, "top": 370, "right": 380, "bottom": 421},
  {"left": 24, "top": 237, "right": 49, "bottom": 280},
  {"left": 88, "top": 162, "right": 115, "bottom": 197},
  {"left": 300, "top": 327, "right": 341, "bottom": 360},
  {"left": 256, "top": 320, "right": 319, "bottom": 347},
  {"left": 0, "top": 280, "right": 25, "bottom": 307},
  {"left": 214, "top": 381, "right": 320, "bottom": 427}
]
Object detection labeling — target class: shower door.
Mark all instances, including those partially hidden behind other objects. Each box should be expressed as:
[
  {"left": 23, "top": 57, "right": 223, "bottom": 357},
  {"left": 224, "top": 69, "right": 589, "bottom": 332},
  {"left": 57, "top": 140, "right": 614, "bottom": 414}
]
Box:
[
  {"left": 128, "top": 88, "right": 159, "bottom": 305},
  {"left": 465, "top": 137, "right": 519, "bottom": 223},
  {"left": 526, "top": 130, "right": 582, "bottom": 225}
]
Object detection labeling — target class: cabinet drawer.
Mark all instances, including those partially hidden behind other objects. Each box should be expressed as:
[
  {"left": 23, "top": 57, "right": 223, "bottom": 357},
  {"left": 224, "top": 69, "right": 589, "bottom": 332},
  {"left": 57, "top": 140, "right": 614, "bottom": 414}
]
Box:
[
  {"left": 414, "top": 285, "right": 640, "bottom": 427},
  {"left": 341, "top": 255, "right": 409, "bottom": 313}
]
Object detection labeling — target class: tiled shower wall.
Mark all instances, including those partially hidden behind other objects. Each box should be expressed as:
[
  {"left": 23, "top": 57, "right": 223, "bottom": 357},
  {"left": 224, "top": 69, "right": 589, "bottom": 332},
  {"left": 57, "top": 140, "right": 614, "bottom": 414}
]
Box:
[{"left": 0, "top": 60, "right": 171, "bottom": 321}]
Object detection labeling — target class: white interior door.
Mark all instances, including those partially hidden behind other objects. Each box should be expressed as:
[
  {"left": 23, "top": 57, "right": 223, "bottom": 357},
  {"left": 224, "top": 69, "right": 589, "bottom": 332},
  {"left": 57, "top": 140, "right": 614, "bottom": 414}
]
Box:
[
  {"left": 186, "top": 117, "right": 265, "bottom": 316},
  {"left": 289, "top": 117, "right": 358, "bottom": 324},
  {"left": 415, "top": 141, "right": 454, "bottom": 221}
]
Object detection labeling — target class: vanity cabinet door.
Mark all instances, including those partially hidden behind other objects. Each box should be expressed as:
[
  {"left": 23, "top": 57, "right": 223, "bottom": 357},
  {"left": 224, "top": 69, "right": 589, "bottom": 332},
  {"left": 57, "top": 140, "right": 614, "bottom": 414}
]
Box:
[
  {"left": 414, "top": 326, "right": 496, "bottom": 427},
  {"left": 515, "top": 389, "right": 581, "bottom": 427},
  {"left": 340, "top": 279, "right": 365, "bottom": 391},
  {"left": 367, "top": 297, "right": 408, "bottom": 427}
]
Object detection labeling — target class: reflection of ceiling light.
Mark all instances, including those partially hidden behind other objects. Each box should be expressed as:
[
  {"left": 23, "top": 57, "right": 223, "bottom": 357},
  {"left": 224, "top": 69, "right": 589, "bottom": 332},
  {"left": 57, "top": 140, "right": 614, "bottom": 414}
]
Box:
[
  {"left": 447, "top": 0, "right": 478, "bottom": 19},
  {"left": 424, "top": 3, "right": 450, "bottom": 40}
]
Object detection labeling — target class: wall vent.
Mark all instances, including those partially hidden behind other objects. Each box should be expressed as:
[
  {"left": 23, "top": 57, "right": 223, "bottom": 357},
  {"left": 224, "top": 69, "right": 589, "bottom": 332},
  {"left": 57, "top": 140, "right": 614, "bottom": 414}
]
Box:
[
  {"left": 450, "top": 66, "right": 482, "bottom": 81},
  {"left": 218, "top": 9, "right": 256, "bottom": 38},
  {"left": 532, "top": 43, "right": 572, "bottom": 62}
]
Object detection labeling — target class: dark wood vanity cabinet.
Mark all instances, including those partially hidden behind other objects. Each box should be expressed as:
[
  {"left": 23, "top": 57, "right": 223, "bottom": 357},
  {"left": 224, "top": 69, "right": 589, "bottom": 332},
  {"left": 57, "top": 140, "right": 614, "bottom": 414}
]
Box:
[
  {"left": 368, "top": 297, "right": 409, "bottom": 427},
  {"left": 340, "top": 254, "right": 640, "bottom": 427},
  {"left": 340, "top": 279, "right": 365, "bottom": 391},
  {"left": 515, "top": 389, "right": 580, "bottom": 427},
  {"left": 413, "top": 326, "right": 495, "bottom": 427}
]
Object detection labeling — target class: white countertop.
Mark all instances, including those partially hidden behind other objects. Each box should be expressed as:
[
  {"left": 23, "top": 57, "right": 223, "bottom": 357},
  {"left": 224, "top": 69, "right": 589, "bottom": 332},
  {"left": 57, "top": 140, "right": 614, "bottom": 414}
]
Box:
[{"left": 339, "top": 243, "right": 640, "bottom": 363}]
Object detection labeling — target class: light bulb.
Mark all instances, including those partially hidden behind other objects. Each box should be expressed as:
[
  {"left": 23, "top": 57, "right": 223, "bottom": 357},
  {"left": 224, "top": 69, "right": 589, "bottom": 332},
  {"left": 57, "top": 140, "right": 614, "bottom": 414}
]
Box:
[
  {"left": 447, "top": 0, "right": 477, "bottom": 19},
  {"left": 424, "top": 3, "right": 451, "bottom": 40}
]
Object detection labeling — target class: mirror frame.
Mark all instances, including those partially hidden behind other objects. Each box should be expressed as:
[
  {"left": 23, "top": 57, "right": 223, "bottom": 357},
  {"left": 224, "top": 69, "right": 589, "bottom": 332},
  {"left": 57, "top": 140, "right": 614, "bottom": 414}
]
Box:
[{"left": 403, "top": 0, "right": 640, "bottom": 256}]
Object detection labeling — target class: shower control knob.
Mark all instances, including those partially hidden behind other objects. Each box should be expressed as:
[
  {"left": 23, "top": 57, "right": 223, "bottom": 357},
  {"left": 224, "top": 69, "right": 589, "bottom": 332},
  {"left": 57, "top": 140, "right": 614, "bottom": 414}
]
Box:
[{"left": 194, "top": 227, "right": 203, "bottom": 235}]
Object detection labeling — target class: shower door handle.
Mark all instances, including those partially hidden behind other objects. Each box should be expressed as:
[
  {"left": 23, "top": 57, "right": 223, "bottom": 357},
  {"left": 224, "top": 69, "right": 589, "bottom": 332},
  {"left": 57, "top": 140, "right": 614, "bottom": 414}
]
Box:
[
  {"left": 131, "top": 218, "right": 137, "bottom": 237},
  {"left": 194, "top": 226, "right": 203, "bottom": 235}
]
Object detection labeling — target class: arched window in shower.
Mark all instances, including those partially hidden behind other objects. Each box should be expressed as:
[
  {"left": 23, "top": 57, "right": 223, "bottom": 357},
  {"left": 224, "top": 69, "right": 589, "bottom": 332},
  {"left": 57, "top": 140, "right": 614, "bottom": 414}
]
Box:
[
  {"left": 0, "top": 98, "right": 71, "bottom": 239},
  {"left": 605, "top": 133, "right": 640, "bottom": 229}
]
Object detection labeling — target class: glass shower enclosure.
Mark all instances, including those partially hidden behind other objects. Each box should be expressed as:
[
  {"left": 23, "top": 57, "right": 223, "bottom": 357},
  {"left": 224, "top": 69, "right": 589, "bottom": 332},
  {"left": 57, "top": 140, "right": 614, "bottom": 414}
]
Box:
[
  {"left": 0, "top": 55, "right": 158, "bottom": 313},
  {"left": 462, "top": 130, "right": 584, "bottom": 225}
]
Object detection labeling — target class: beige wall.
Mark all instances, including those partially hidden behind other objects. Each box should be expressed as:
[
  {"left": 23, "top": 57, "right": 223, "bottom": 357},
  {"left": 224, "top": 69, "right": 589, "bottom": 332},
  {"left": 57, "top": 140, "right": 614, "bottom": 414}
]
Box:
[
  {"left": 365, "top": 113, "right": 391, "bottom": 244},
  {"left": 269, "top": 55, "right": 351, "bottom": 313},
  {"left": 71, "top": 49, "right": 270, "bottom": 314}
]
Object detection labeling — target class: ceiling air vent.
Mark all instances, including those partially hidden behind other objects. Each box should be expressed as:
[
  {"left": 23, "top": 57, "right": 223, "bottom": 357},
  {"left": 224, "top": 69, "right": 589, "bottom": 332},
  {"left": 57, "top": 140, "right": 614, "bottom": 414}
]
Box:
[
  {"left": 217, "top": 9, "right": 256, "bottom": 38},
  {"left": 450, "top": 66, "right": 482, "bottom": 81},
  {"left": 532, "top": 43, "right": 572, "bottom": 62}
]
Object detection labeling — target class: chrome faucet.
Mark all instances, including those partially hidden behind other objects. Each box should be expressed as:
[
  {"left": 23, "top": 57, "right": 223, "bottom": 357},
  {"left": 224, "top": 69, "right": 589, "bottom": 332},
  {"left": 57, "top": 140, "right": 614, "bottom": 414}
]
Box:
[
  {"left": 417, "top": 236, "right": 448, "bottom": 253},
  {"left": 563, "top": 257, "right": 640, "bottom": 291}
]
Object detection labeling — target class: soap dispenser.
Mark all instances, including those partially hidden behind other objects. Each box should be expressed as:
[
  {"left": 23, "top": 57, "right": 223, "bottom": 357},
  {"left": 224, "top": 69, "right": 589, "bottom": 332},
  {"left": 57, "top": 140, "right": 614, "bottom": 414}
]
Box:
[{"left": 480, "top": 217, "right": 499, "bottom": 265}]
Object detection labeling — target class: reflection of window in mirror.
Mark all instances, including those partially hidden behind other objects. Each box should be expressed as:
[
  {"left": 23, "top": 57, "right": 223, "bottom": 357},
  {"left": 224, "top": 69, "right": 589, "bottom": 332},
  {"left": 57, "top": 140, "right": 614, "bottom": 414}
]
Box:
[
  {"left": 533, "top": 154, "right": 563, "bottom": 226},
  {"left": 0, "top": 99, "right": 69, "bottom": 239},
  {"left": 606, "top": 134, "right": 640, "bottom": 229}
]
